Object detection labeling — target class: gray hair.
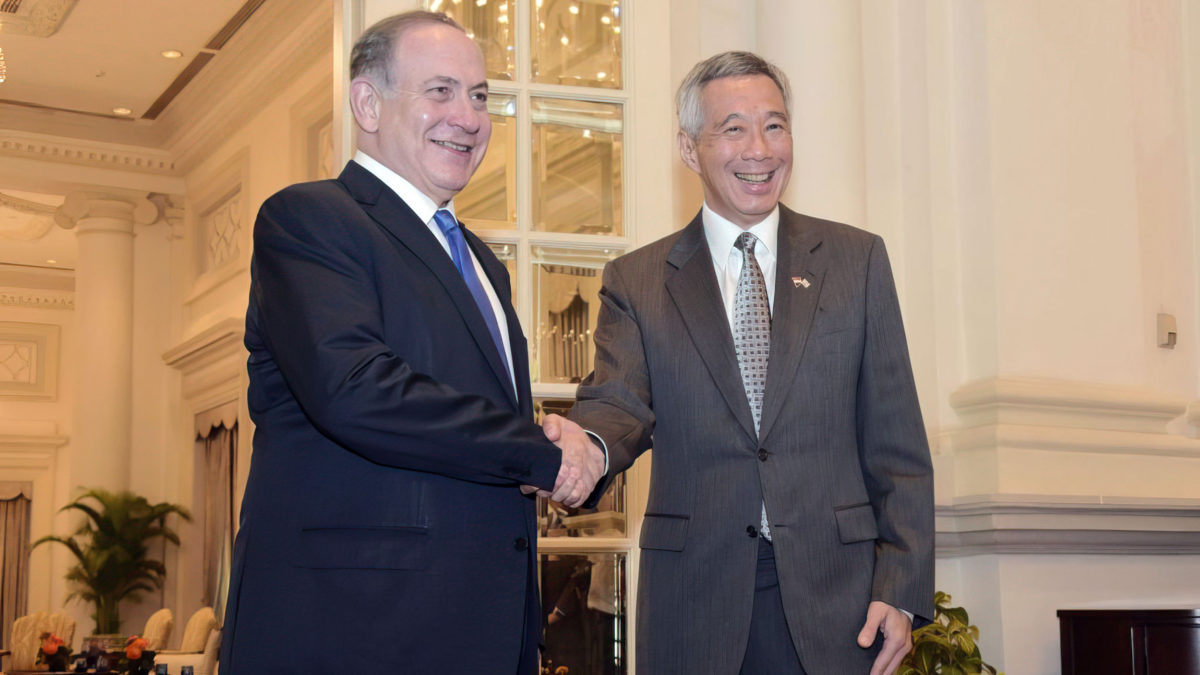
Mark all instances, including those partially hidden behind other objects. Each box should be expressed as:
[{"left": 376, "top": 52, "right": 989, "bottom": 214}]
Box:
[
  {"left": 350, "top": 11, "right": 465, "bottom": 90},
  {"left": 676, "top": 51, "right": 792, "bottom": 140}
]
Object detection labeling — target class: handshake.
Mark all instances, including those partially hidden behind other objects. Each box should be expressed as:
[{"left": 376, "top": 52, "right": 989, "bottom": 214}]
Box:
[{"left": 521, "top": 413, "right": 606, "bottom": 508}]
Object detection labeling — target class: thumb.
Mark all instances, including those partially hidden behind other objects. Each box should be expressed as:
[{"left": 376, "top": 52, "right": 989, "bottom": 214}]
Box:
[
  {"left": 858, "top": 606, "right": 882, "bottom": 648},
  {"left": 542, "top": 413, "right": 563, "bottom": 442}
]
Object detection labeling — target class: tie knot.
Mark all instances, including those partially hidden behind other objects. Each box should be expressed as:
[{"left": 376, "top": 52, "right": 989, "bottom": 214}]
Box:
[
  {"left": 433, "top": 209, "right": 459, "bottom": 236},
  {"left": 736, "top": 232, "right": 758, "bottom": 255}
]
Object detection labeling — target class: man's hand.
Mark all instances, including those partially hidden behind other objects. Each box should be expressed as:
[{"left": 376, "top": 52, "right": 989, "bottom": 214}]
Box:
[
  {"left": 857, "top": 600, "right": 913, "bottom": 675},
  {"left": 530, "top": 413, "right": 603, "bottom": 507}
]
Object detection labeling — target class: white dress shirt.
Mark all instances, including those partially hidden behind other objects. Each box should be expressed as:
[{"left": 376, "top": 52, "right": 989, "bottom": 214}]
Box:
[
  {"left": 354, "top": 150, "right": 516, "bottom": 394},
  {"left": 701, "top": 203, "right": 781, "bottom": 321}
]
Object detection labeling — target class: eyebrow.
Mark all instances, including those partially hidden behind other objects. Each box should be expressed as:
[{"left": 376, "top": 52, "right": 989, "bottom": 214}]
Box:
[
  {"left": 713, "top": 110, "right": 789, "bottom": 128},
  {"left": 421, "top": 75, "right": 488, "bottom": 93}
]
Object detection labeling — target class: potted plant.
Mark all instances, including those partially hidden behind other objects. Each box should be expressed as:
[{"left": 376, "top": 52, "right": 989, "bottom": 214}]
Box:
[
  {"left": 33, "top": 488, "right": 191, "bottom": 636},
  {"left": 900, "top": 591, "right": 1003, "bottom": 675}
]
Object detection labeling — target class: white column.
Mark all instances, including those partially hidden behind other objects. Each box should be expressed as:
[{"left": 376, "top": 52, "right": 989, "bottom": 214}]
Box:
[
  {"left": 55, "top": 192, "right": 157, "bottom": 492},
  {"left": 756, "top": 0, "right": 866, "bottom": 227}
]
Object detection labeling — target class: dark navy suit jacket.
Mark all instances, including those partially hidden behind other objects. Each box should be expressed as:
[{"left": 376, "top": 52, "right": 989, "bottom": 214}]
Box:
[{"left": 219, "top": 161, "right": 560, "bottom": 674}]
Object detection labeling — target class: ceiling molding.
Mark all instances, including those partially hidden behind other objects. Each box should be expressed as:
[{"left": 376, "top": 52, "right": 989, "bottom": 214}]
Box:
[
  {"left": 0, "top": 0, "right": 77, "bottom": 37},
  {"left": 0, "top": 129, "right": 177, "bottom": 174},
  {"left": 0, "top": 290, "right": 74, "bottom": 310},
  {"left": 160, "top": 0, "right": 332, "bottom": 174}
]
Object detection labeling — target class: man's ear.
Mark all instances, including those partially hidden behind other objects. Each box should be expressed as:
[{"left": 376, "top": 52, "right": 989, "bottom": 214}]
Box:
[
  {"left": 678, "top": 130, "right": 701, "bottom": 174},
  {"left": 349, "top": 78, "right": 382, "bottom": 134}
]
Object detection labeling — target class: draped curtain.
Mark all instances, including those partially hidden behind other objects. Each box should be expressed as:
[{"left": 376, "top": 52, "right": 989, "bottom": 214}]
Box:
[
  {"left": 0, "top": 482, "right": 32, "bottom": 650},
  {"left": 194, "top": 405, "right": 237, "bottom": 622}
]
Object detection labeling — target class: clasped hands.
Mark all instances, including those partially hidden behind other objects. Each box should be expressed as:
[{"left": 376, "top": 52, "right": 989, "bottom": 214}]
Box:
[{"left": 520, "top": 413, "right": 605, "bottom": 507}]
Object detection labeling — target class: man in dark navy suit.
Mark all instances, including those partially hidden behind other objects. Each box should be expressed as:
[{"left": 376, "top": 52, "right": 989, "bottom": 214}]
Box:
[{"left": 219, "top": 11, "right": 604, "bottom": 674}]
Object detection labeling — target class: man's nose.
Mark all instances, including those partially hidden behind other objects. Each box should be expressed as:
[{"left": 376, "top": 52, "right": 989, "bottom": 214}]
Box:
[
  {"left": 447, "top": 93, "right": 482, "bottom": 132},
  {"left": 742, "top": 128, "right": 771, "bottom": 160}
]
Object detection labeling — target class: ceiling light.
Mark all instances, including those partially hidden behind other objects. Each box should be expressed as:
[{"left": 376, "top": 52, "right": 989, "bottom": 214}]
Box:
[
  {"left": 46, "top": 259, "right": 57, "bottom": 265},
  {"left": 161, "top": 49, "right": 183, "bottom": 59},
  {"left": 498, "top": 14, "right": 508, "bottom": 24},
  {"left": 113, "top": 107, "right": 132, "bottom": 116},
  {"left": 601, "top": 15, "right": 611, "bottom": 24},
  {"left": 569, "top": 4, "right": 579, "bottom": 14},
  {"left": 560, "top": 35, "right": 569, "bottom": 45}
]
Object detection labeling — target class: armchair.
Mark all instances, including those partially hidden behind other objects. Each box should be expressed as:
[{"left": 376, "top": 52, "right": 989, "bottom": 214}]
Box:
[
  {"left": 2, "top": 610, "right": 76, "bottom": 671},
  {"left": 141, "top": 608, "right": 174, "bottom": 651},
  {"left": 154, "top": 607, "right": 219, "bottom": 675}
]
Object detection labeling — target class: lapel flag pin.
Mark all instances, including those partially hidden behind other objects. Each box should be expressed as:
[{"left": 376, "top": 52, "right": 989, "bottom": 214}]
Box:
[{"left": 792, "top": 276, "right": 810, "bottom": 289}]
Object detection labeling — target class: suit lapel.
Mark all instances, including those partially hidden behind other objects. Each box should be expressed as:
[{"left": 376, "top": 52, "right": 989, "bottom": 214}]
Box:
[
  {"left": 338, "top": 162, "right": 518, "bottom": 410},
  {"left": 664, "top": 214, "right": 759, "bottom": 442},
  {"left": 758, "top": 206, "right": 825, "bottom": 443}
]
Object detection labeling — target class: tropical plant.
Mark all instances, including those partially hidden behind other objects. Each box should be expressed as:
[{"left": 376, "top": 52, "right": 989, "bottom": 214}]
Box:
[
  {"left": 33, "top": 488, "right": 191, "bottom": 634},
  {"left": 899, "top": 591, "right": 1002, "bottom": 675}
]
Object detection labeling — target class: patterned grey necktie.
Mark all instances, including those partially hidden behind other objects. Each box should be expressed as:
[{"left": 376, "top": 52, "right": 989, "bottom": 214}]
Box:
[{"left": 732, "top": 232, "right": 772, "bottom": 541}]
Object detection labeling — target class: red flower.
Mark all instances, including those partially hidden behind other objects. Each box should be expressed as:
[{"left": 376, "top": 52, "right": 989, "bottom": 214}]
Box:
[
  {"left": 125, "top": 636, "right": 149, "bottom": 660},
  {"left": 40, "top": 633, "right": 64, "bottom": 655}
]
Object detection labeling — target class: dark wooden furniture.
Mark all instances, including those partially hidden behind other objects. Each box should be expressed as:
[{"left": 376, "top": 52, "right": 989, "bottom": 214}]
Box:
[{"left": 1059, "top": 609, "right": 1200, "bottom": 674}]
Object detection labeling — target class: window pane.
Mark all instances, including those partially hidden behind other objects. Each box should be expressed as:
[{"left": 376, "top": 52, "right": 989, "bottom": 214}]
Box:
[
  {"left": 532, "top": 98, "right": 623, "bottom": 235},
  {"left": 428, "top": 0, "right": 515, "bottom": 81},
  {"left": 457, "top": 93, "right": 517, "bottom": 229},
  {"left": 531, "top": 246, "right": 617, "bottom": 383},
  {"left": 532, "top": 0, "right": 622, "bottom": 88},
  {"left": 485, "top": 241, "right": 517, "bottom": 306},
  {"left": 534, "top": 398, "right": 627, "bottom": 537},
  {"left": 540, "top": 552, "right": 627, "bottom": 675}
]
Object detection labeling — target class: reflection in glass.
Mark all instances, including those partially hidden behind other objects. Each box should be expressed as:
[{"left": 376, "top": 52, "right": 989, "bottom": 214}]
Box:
[
  {"left": 532, "top": 98, "right": 623, "bottom": 235},
  {"left": 532, "top": 0, "right": 622, "bottom": 88},
  {"left": 457, "top": 93, "right": 517, "bottom": 229},
  {"left": 535, "top": 400, "right": 626, "bottom": 537},
  {"left": 427, "top": 0, "right": 515, "bottom": 80},
  {"left": 531, "top": 247, "right": 617, "bottom": 383},
  {"left": 539, "top": 552, "right": 627, "bottom": 675},
  {"left": 485, "top": 241, "right": 517, "bottom": 306}
]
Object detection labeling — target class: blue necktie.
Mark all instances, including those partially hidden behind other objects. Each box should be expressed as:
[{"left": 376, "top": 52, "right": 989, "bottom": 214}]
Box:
[{"left": 432, "top": 209, "right": 512, "bottom": 381}]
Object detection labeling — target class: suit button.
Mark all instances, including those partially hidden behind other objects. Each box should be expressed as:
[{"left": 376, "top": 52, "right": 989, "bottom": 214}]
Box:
[
  {"left": 513, "top": 537, "right": 528, "bottom": 551},
  {"left": 758, "top": 449, "right": 768, "bottom": 461},
  {"left": 746, "top": 525, "right": 758, "bottom": 538}
]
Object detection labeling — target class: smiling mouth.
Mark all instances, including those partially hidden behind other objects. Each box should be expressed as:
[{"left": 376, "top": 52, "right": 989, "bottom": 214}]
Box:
[
  {"left": 735, "top": 171, "right": 773, "bottom": 184},
  {"left": 434, "top": 140, "right": 471, "bottom": 152}
]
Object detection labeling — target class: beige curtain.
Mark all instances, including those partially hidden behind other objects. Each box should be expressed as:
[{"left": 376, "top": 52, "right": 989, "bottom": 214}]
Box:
[
  {"left": 0, "top": 482, "right": 32, "bottom": 650},
  {"left": 196, "top": 420, "right": 236, "bottom": 621}
]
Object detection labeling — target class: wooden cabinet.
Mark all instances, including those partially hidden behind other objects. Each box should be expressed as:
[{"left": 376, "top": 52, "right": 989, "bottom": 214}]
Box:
[{"left": 1058, "top": 609, "right": 1200, "bottom": 674}]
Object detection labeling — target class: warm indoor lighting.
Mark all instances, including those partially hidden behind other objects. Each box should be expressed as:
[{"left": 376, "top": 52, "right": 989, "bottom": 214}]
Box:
[
  {"left": 113, "top": 107, "right": 132, "bottom": 116},
  {"left": 0, "top": 47, "right": 7, "bottom": 84},
  {"left": 498, "top": 14, "right": 508, "bottom": 24},
  {"left": 475, "top": 0, "right": 487, "bottom": 6},
  {"left": 568, "top": 4, "right": 579, "bottom": 14},
  {"left": 600, "top": 15, "right": 611, "bottom": 24},
  {"left": 46, "top": 259, "right": 57, "bottom": 265},
  {"left": 596, "top": 71, "right": 607, "bottom": 80},
  {"left": 613, "top": 26, "right": 621, "bottom": 34},
  {"left": 560, "top": 35, "right": 569, "bottom": 45},
  {"left": 429, "top": 0, "right": 443, "bottom": 10},
  {"left": 161, "top": 49, "right": 183, "bottom": 59}
]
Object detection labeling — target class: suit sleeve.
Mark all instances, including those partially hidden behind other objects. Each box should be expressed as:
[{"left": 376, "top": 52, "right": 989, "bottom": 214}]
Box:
[
  {"left": 855, "top": 236, "right": 935, "bottom": 624},
  {"left": 570, "top": 259, "right": 656, "bottom": 505},
  {"left": 249, "top": 187, "right": 561, "bottom": 490}
]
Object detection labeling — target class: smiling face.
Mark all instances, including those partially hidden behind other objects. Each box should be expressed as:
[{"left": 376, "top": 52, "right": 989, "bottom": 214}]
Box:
[
  {"left": 679, "top": 74, "right": 792, "bottom": 228},
  {"left": 355, "top": 22, "right": 491, "bottom": 206}
]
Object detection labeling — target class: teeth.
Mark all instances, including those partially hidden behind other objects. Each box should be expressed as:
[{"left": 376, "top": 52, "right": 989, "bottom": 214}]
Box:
[
  {"left": 434, "top": 140, "right": 470, "bottom": 152},
  {"left": 735, "top": 172, "right": 771, "bottom": 183}
]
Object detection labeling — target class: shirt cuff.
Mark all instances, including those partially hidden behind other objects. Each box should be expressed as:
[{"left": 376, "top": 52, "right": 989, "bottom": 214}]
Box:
[{"left": 583, "top": 430, "right": 609, "bottom": 476}]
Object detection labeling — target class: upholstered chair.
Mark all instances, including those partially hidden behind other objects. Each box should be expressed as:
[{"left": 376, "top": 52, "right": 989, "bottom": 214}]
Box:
[
  {"left": 141, "top": 607, "right": 175, "bottom": 650},
  {"left": 2, "top": 610, "right": 77, "bottom": 671},
  {"left": 155, "top": 606, "right": 220, "bottom": 675}
]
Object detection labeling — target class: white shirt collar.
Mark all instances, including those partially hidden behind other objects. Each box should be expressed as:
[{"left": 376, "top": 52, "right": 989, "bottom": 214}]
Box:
[
  {"left": 354, "top": 150, "right": 458, "bottom": 225},
  {"left": 702, "top": 203, "right": 780, "bottom": 268}
]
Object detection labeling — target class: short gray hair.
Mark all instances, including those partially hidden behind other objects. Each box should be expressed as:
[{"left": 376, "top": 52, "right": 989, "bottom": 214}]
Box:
[
  {"left": 350, "top": 11, "right": 465, "bottom": 89},
  {"left": 676, "top": 51, "right": 791, "bottom": 140}
]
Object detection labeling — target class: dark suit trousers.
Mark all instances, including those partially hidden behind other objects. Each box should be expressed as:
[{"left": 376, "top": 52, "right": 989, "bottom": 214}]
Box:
[{"left": 740, "top": 537, "right": 807, "bottom": 675}]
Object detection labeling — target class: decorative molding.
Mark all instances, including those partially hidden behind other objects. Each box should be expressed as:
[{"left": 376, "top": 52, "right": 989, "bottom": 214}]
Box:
[
  {"left": 950, "top": 376, "right": 1188, "bottom": 434},
  {"left": 0, "top": 129, "right": 176, "bottom": 174},
  {"left": 0, "top": 0, "right": 77, "bottom": 37},
  {"left": 937, "top": 494, "right": 1200, "bottom": 556},
  {"left": 0, "top": 289, "right": 73, "bottom": 310},
  {"left": 946, "top": 423, "right": 1200, "bottom": 458},
  {"left": 0, "top": 321, "right": 60, "bottom": 400},
  {"left": 184, "top": 149, "right": 250, "bottom": 305},
  {"left": 163, "top": 317, "right": 246, "bottom": 413}
]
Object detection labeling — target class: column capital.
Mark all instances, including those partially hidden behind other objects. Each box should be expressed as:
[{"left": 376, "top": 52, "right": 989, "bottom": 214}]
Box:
[{"left": 54, "top": 191, "right": 158, "bottom": 231}]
